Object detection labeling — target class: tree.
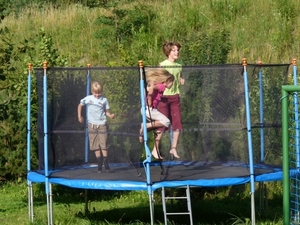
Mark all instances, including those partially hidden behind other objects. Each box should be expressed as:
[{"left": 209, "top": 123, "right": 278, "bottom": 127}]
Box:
[{"left": 0, "top": 27, "right": 67, "bottom": 180}]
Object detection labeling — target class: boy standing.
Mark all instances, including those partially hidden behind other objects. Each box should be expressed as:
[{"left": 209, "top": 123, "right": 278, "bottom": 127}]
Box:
[{"left": 78, "top": 81, "right": 115, "bottom": 173}]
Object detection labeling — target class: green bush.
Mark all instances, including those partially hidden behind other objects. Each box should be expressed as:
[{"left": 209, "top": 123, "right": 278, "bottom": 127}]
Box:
[{"left": 0, "top": 27, "right": 67, "bottom": 180}]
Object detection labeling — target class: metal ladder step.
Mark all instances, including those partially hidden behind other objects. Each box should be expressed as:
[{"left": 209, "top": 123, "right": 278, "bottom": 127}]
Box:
[
  {"left": 165, "top": 196, "right": 189, "bottom": 200},
  {"left": 161, "top": 185, "right": 193, "bottom": 225}
]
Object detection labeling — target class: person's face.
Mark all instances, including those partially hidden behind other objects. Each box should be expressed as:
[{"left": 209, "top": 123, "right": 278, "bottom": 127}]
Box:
[
  {"left": 92, "top": 91, "right": 102, "bottom": 99},
  {"left": 169, "top": 46, "right": 180, "bottom": 61}
]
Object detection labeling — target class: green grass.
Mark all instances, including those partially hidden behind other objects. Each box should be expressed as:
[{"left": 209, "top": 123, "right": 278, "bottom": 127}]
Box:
[{"left": 0, "top": 180, "right": 284, "bottom": 225}]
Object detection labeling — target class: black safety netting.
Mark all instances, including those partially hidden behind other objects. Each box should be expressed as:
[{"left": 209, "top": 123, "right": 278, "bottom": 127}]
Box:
[
  {"left": 246, "top": 64, "right": 290, "bottom": 166},
  {"left": 33, "top": 64, "right": 289, "bottom": 183},
  {"left": 35, "top": 67, "right": 142, "bottom": 168}
]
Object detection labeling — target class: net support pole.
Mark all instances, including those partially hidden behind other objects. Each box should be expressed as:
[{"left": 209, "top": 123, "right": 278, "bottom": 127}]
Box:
[
  {"left": 85, "top": 64, "right": 91, "bottom": 163},
  {"left": 257, "top": 61, "right": 266, "bottom": 213},
  {"left": 258, "top": 61, "right": 265, "bottom": 163},
  {"left": 27, "top": 63, "right": 34, "bottom": 222},
  {"left": 43, "top": 62, "right": 53, "bottom": 225},
  {"left": 138, "top": 60, "right": 154, "bottom": 225},
  {"left": 242, "top": 58, "right": 256, "bottom": 225},
  {"left": 84, "top": 64, "right": 91, "bottom": 216}
]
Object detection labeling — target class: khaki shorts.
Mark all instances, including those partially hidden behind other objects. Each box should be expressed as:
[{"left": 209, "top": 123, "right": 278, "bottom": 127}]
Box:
[
  {"left": 141, "top": 107, "right": 170, "bottom": 127},
  {"left": 88, "top": 123, "right": 108, "bottom": 150}
]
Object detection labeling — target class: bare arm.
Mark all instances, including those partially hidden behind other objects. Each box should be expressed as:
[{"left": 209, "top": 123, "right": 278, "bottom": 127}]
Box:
[
  {"left": 180, "top": 72, "right": 185, "bottom": 85},
  {"left": 77, "top": 103, "right": 84, "bottom": 123},
  {"left": 106, "top": 110, "right": 115, "bottom": 119},
  {"left": 147, "top": 93, "right": 152, "bottom": 106},
  {"left": 146, "top": 82, "right": 156, "bottom": 106}
]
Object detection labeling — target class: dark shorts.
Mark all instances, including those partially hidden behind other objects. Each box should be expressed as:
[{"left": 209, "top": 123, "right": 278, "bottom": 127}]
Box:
[
  {"left": 157, "top": 94, "right": 182, "bottom": 131},
  {"left": 88, "top": 123, "right": 108, "bottom": 150}
]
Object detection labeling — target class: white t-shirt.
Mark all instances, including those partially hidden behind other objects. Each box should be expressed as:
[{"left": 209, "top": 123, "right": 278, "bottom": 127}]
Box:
[{"left": 80, "top": 95, "right": 110, "bottom": 125}]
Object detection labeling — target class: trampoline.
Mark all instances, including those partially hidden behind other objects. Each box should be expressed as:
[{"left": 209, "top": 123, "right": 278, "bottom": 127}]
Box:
[
  {"left": 26, "top": 60, "right": 291, "bottom": 225},
  {"left": 28, "top": 162, "right": 284, "bottom": 191}
]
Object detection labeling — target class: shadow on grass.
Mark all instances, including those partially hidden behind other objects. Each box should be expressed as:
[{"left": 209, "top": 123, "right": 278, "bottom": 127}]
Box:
[
  {"left": 25, "top": 184, "right": 283, "bottom": 224},
  {"left": 75, "top": 204, "right": 166, "bottom": 224},
  {"left": 72, "top": 191, "right": 282, "bottom": 225}
]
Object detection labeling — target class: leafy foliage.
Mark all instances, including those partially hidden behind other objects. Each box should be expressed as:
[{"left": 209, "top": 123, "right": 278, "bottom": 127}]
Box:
[
  {"left": 93, "top": 2, "right": 156, "bottom": 65},
  {"left": 179, "top": 30, "right": 233, "bottom": 160},
  {"left": 182, "top": 29, "right": 231, "bottom": 65},
  {"left": 0, "top": 27, "right": 68, "bottom": 179}
]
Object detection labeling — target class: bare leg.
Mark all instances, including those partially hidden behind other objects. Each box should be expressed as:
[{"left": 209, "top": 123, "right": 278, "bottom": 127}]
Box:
[
  {"left": 139, "top": 121, "right": 164, "bottom": 143},
  {"left": 148, "top": 120, "right": 164, "bottom": 129},
  {"left": 102, "top": 149, "right": 108, "bottom": 157},
  {"left": 152, "top": 131, "right": 163, "bottom": 159},
  {"left": 95, "top": 150, "right": 101, "bottom": 158},
  {"left": 170, "top": 130, "right": 180, "bottom": 158}
]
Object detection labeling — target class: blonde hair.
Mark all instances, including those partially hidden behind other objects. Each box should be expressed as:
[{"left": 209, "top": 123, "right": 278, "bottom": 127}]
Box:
[
  {"left": 146, "top": 68, "right": 174, "bottom": 84},
  {"left": 91, "top": 81, "right": 103, "bottom": 93}
]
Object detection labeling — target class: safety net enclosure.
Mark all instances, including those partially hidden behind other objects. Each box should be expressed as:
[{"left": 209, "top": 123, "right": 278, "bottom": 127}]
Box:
[
  {"left": 31, "top": 66, "right": 145, "bottom": 189},
  {"left": 27, "top": 63, "right": 290, "bottom": 191}
]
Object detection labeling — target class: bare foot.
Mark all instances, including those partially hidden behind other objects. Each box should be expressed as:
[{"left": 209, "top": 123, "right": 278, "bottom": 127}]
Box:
[
  {"left": 152, "top": 150, "right": 163, "bottom": 159},
  {"left": 170, "top": 147, "right": 180, "bottom": 158}
]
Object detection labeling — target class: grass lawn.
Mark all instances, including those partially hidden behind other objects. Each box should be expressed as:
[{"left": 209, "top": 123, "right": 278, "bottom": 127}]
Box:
[{"left": 0, "top": 180, "right": 284, "bottom": 225}]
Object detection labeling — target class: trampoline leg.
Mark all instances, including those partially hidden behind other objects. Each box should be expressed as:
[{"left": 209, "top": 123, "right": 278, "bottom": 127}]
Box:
[
  {"left": 258, "top": 182, "right": 268, "bottom": 213},
  {"left": 84, "top": 189, "right": 89, "bottom": 215},
  {"left": 28, "top": 181, "right": 34, "bottom": 222},
  {"left": 251, "top": 192, "right": 256, "bottom": 225},
  {"left": 161, "top": 187, "right": 167, "bottom": 225},
  {"left": 46, "top": 183, "right": 53, "bottom": 225},
  {"left": 49, "top": 183, "right": 53, "bottom": 225},
  {"left": 149, "top": 192, "right": 155, "bottom": 225}
]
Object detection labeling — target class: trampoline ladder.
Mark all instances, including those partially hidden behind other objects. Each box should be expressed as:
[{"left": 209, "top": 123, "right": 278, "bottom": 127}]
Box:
[{"left": 161, "top": 185, "right": 193, "bottom": 225}]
